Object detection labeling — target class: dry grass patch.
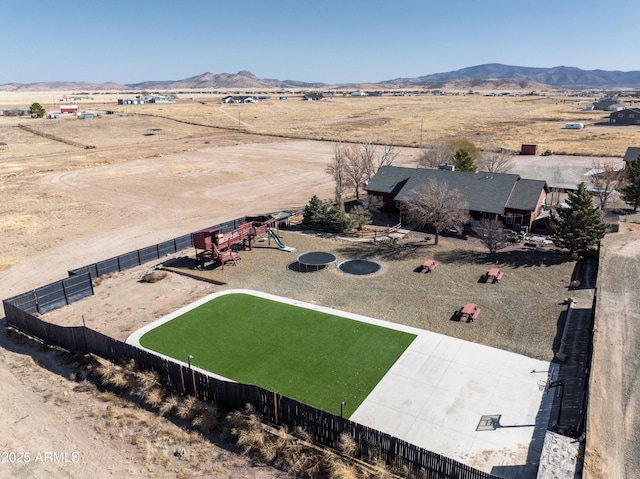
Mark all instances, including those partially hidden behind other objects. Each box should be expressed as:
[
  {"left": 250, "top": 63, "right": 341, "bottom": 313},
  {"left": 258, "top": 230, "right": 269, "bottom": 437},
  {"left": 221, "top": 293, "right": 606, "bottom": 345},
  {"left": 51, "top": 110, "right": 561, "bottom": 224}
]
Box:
[
  {"left": 122, "top": 94, "right": 640, "bottom": 156},
  {"left": 164, "top": 230, "right": 574, "bottom": 360}
]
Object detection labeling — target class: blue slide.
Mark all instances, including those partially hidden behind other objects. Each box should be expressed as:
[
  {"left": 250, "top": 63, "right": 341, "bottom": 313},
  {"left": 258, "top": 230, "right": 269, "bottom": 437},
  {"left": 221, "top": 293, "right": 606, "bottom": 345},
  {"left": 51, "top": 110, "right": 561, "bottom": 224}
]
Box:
[{"left": 267, "top": 229, "right": 286, "bottom": 249}]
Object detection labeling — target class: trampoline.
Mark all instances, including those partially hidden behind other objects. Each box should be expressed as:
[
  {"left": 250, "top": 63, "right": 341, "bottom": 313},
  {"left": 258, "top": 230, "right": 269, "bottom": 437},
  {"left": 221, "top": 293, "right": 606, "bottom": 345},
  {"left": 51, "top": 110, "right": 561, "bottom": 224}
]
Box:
[
  {"left": 338, "top": 259, "right": 381, "bottom": 276},
  {"left": 296, "top": 251, "right": 337, "bottom": 272}
]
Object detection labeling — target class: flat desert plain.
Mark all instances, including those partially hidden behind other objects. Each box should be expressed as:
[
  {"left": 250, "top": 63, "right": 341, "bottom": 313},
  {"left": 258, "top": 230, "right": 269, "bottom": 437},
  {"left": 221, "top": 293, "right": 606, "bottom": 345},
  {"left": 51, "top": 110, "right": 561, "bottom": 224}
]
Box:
[{"left": 0, "top": 90, "right": 638, "bottom": 478}]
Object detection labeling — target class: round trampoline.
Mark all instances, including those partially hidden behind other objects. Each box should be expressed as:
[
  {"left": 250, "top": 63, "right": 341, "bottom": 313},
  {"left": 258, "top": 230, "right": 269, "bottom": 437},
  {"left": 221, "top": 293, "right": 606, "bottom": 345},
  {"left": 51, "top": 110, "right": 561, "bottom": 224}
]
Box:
[
  {"left": 338, "top": 259, "right": 381, "bottom": 276},
  {"left": 296, "top": 251, "right": 337, "bottom": 272}
]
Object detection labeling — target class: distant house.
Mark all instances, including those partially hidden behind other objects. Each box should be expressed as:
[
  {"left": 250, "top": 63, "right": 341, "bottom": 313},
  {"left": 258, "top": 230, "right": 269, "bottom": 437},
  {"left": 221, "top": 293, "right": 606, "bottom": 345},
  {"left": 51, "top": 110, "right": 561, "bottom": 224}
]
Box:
[
  {"left": 591, "top": 97, "right": 624, "bottom": 111},
  {"left": 351, "top": 91, "right": 367, "bottom": 97},
  {"left": 221, "top": 95, "right": 257, "bottom": 104},
  {"left": 146, "top": 95, "right": 175, "bottom": 104},
  {"left": 118, "top": 98, "right": 145, "bottom": 105},
  {"left": 302, "top": 93, "right": 324, "bottom": 101},
  {"left": 2, "top": 107, "right": 31, "bottom": 116},
  {"left": 60, "top": 105, "right": 78, "bottom": 114},
  {"left": 364, "top": 166, "right": 548, "bottom": 232},
  {"left": 609, "top": 108, "right": 640, "bottom": 126}
]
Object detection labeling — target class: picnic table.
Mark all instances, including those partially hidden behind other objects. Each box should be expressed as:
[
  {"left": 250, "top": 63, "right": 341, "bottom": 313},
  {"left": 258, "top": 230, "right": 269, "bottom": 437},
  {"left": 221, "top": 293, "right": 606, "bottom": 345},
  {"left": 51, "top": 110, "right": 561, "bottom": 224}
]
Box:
[
  {"left": 485, "top": 267, "right": 504, "bottom": 283},
  {"left": 458, "top": 302, "right": 481, "bottom": 322},
  {"left": 420, "top": 259, "right": 438, "bottom": 272}
]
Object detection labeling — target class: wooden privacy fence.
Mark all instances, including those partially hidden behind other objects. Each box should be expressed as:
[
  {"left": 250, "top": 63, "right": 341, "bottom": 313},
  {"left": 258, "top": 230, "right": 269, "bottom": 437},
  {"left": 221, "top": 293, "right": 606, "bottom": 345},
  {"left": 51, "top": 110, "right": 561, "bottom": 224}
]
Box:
[
  {"left": 2, "top": 219, "right": 501, "bottom": 479},
  {"left": 3, "top": 300, "right": 500, "bottom": 479}
]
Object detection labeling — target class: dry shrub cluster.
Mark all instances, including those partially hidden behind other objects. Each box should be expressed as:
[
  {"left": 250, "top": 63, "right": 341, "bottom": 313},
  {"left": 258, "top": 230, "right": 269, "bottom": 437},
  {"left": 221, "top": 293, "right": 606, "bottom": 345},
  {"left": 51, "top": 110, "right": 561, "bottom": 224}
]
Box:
[
  {"left": 140, "top": 270, "right": 168, "bottom": 283},
  {"left": 88, "top": 358, "right": 222, "bottom": 433},
  {"left": 82, "top": 356, "right": 399, "bottom": 478},
  {"left": 227, "top": 405, "right": 399, "bottom": 479},
  {"left": 92, "top": 271, "right": 121, "bottom": 287}
]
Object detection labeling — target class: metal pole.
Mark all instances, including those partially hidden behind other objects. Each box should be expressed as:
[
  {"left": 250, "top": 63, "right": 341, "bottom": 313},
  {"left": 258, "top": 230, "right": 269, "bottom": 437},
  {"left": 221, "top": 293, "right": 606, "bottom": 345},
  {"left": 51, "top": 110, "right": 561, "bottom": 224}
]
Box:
[
  {"left": 340, "top": 401, "right": 346, "bottom": 418},
  {"left": 188, "top": 354, "right": 193, "bottom": 369}
]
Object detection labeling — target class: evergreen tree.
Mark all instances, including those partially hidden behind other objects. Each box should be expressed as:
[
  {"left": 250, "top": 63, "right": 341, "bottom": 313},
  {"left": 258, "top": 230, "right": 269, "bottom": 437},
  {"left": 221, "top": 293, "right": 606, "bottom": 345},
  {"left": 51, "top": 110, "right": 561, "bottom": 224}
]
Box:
[
  {"left": 302, "top": 195, "right": 327, "bottom": 229},
  {"left": 551, "top": 182, "right": 606, "bottom": 254},
  {"left": 325, "top": 205, "right": 351, "bottom": 232},
  {"left": 453, "top": 149, "right": 476, "bottom": 172},
  {"left": 450, "top": 139, "right": 478, "bottom": 172},
  {"left": 621, "top": 157, "right": 640, "bottom": 211},
  {"left": 348, "top": 204, "right": 372, "bottom": 231},
  {"left": 29, "top": 102, "right": 45, "bottom": 118}
]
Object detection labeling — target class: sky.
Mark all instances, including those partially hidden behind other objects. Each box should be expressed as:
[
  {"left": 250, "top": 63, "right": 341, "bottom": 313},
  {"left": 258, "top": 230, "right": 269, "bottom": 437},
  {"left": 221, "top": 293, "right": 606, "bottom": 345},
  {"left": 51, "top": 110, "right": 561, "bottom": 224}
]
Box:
[{"left": 2, "top": 0, "right": 638, "bottom": 85}]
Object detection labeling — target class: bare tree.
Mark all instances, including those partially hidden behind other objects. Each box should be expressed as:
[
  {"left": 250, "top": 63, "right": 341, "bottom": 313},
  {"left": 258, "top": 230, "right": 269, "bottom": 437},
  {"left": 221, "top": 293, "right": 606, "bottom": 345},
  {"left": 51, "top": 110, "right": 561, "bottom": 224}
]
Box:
[
  {"left": 550, "top": 167, "right": 564, "bottom": 206},
  {"left": 359, "top": 194, "right": 383, "bottom": 213},
  {"left": 336, "top": 138, "right": 398, "bottom": 201},
  {"left": 377, "top": 142, "right": 399, "bottom": 170},
  {"left": 359, "top": 137, "right": 378, "bottom": 171},
  {"left": 480, "top": 149, "right": 514, "bottom": 173},
  {"left": 326, "top": 142, "right": 348, "bottom": 209},
  {"left": 403, "top": 180, "right": 469, "bottom": 245},
  {"left": 344, "top": 142, "right": 375, "bottom": 200},
  {"left": 475, "top": 218, "right": 510, "bottom": 254},
  {"left": 416, "top": 141, "right": 455, "bottom": 169},
  {"left": 587, "top": 159, "right": 625, "bottom": 210}
]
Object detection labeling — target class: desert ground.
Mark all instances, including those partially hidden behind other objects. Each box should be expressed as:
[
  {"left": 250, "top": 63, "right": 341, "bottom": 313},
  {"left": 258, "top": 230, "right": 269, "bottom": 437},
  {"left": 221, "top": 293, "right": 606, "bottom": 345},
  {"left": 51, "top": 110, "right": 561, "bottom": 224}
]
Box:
[{"left": 0, "top": 90, "right": 637, "bottom": 478}]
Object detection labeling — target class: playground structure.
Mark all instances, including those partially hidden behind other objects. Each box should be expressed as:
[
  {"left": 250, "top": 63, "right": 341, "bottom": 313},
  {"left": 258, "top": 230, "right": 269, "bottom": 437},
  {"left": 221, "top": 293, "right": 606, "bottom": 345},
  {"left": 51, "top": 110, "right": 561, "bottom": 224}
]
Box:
[{"left": 193, "top": 218, "right": 290, "bottom": 269}]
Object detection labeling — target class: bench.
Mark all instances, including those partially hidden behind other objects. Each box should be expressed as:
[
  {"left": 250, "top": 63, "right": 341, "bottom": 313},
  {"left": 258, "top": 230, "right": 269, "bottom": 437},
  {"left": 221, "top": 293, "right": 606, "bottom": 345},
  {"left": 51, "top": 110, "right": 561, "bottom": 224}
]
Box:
[
  {"left": 420, "top": 260, "right": 438, "bottom": 272},
  {"left": 493, "top": 271, "right": 504, "bottom": 283},
  {"left": 469, "top": 307, "right": 481, "bottom": 322}
]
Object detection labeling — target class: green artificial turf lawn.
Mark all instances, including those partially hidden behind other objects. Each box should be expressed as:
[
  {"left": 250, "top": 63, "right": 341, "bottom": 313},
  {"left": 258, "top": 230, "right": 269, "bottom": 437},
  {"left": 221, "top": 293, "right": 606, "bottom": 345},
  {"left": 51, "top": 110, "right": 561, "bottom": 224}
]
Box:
[{"left": 140, "top": 292, "right": 416, "bottom": 416}]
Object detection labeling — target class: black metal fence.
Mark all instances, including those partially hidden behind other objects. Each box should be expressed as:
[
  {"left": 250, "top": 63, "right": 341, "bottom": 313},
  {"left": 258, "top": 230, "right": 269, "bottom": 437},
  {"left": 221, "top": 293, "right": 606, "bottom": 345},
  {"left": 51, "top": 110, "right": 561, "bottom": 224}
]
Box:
[
  {"left": 7, "top": 273, "right": 94, "bottom": 315},
  {"left": 2, "top": 219, "right": 501, "bottom": 479},
  {"left": 68, "top": 233, "right": 195, "bottom": 279}
]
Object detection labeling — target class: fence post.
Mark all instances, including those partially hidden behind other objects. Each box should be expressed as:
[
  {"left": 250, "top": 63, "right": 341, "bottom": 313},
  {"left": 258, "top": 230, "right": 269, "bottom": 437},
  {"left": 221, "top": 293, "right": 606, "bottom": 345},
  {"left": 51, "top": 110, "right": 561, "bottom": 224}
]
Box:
[{"left": 274, "top": 391, "right": 278, "bottom": 425}]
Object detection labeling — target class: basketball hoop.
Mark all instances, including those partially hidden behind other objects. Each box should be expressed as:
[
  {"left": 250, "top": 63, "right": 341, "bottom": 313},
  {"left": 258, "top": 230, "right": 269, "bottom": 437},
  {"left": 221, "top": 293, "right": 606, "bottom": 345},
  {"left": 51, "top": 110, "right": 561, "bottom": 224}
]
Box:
[{"left": 537, "top": 379, "right": 550, "bottom": 393}]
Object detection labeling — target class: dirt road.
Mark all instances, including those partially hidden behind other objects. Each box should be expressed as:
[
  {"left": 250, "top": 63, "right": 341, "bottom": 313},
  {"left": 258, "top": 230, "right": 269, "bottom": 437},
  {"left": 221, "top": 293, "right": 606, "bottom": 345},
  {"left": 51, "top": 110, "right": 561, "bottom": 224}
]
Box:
[{"left": 584, "top": 221, "right": 640, "bottom": 478}]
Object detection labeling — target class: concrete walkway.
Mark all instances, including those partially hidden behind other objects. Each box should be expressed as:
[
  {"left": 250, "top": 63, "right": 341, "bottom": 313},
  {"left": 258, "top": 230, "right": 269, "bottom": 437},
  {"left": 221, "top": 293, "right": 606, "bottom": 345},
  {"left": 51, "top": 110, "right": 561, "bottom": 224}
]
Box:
[{"left": 350, "top": 330, "right": 558, "bottom": 477}]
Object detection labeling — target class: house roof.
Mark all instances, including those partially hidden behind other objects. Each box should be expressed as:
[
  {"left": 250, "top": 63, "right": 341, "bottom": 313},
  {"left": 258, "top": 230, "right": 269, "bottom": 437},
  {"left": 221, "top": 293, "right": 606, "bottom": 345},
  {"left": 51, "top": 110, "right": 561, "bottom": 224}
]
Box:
[
  {"left": 623, "top": 146, "right": 640, "bottom": 162},
  {"left": 506, "top": 178, "right": 547, "bottom": 211},
  {"left": 611, "top": 108, "right": 640, "bottom": 117},
  {"left": 365, "top": 166, "right": 546, "bottom": 215}
]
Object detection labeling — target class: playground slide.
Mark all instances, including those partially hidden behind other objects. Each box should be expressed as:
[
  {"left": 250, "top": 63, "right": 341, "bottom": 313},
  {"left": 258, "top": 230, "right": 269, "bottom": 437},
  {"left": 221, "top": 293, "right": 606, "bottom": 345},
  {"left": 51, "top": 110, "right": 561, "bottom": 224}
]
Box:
[{"left": 267, "top": 229, "right": 287, "bottom": 249}]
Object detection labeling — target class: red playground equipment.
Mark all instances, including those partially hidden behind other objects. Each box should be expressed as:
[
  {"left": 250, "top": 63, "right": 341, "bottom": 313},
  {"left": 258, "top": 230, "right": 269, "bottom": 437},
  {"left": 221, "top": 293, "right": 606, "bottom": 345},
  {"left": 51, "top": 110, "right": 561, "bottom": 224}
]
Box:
[{"left": 193, "top": 218, "right": 285, "bottom": 269}]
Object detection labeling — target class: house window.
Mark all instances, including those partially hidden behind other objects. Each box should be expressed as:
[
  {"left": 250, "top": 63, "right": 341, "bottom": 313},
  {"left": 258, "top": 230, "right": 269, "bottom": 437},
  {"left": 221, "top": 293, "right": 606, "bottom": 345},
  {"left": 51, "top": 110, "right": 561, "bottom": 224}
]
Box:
[{"left": 505, "top": 213, "right": 513, "bottom": 225}]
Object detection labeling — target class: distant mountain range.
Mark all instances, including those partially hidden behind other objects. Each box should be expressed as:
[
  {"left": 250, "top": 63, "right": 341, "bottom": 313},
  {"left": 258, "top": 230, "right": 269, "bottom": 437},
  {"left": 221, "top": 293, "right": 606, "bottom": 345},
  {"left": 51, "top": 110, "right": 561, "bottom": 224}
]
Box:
[
  {"left": 1, "top": 64, "right": 639, "bottom": 91},
  {"left": 387, "top": 64, "right": 640, "bottom": 89}
]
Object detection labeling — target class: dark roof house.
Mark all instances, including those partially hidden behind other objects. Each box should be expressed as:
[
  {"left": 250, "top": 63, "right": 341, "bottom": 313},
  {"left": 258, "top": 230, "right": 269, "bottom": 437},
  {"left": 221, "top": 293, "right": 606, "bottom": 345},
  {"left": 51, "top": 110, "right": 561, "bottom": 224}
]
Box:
[
  {"left": 364, "top": 166, "right": 548, "bottom": 230},
  {"left": 593, "top": 97, "right": 624, "bottom": 111},
  {"left": 302, "top": 93, "right": 324, "bottom": 101},
  {"left": 2, "top": 107, "right": 31, "bottom": 116},
  {"left": 609, "top": 109, "right": 640, "bottom": 126}
]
